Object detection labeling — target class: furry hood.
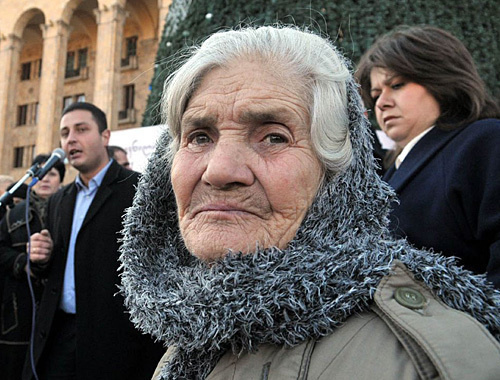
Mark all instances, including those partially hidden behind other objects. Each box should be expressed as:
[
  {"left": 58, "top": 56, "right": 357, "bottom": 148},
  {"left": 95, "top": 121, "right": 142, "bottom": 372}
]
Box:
[{"left": 119, "top": 63, "right": 500, "bottom": 379}]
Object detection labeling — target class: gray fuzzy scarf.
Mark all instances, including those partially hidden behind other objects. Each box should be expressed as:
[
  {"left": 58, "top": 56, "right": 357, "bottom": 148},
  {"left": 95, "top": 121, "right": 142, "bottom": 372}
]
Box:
[{"left": 119, "top": 77, "right": 500, "bottom": 379}]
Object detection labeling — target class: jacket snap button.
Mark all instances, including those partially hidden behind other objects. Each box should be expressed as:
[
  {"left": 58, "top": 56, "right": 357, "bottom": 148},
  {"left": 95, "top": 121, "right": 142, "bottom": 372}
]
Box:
[{"left": 394, "top": 287, "right": 426, "bottom": 309}]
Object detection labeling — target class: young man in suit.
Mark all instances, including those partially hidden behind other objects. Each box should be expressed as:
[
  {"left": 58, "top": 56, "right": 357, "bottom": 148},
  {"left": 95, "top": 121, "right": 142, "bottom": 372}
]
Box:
[{"left": 23, "top": 102, "right": 163, "bottom": 379}]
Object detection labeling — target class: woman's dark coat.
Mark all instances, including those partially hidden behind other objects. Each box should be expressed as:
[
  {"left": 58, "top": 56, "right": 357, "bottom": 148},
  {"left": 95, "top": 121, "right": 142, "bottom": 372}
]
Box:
[
  {"left": 383, "top": 118, "right": 500, "bottom": 287},
  {"left": 0, "top": 197, "right": 45, "bottom": 379}
]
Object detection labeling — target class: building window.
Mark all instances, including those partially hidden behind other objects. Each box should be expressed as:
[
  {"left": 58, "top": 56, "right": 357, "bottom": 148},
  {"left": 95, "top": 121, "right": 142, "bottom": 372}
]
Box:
[
  {"left": 63, "top": 94, "right": 86, "bottom": 111},
  {"left": 124, "top": 85, "right": 134, "bottom": 110},
  {"left": 20, "top": 59, "right": 42, "bottom": 80},
  {"left": 121, "top": 36, "right": 138, "bottom": 67},
  {"left": 78, "top": 48, "right": 88, "bottom": 70},
  {"left": 65, "top": 48, "right": 88, "bottom": 79},
  {"left": 118, "top": 85, "right": 135, "bottom": 122},
  {"left": 17, "top": 103, "right": 38, "bottom": 126},
  {"left": 13, "top": 147, "right": 24, "bottom": 168},
  {"left": 30, "top": 103, "right": 39, "bottom": 125},
  {"left": 17, "top": 105, "right": 28, "bottom": 126},
  {"left": 63, "top": 96, "right": 73, "bottom": 110},
  {"left": 65, "top": 51, "right": 77, "bottom": 78},
  {"left": 21, "top": 62, "right": 31, "bottom": 80},
  {"left": 13, "top": 145, "right": 35, "bottom": 168},
  {"left": 34, "top": 59, "right": 42, "bottom": 78}
]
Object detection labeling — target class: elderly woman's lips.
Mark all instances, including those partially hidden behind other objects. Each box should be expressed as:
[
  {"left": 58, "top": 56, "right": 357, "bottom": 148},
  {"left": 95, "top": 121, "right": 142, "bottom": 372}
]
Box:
[{"left": 193, "top": 204, "right": 255, "bottom": 217}]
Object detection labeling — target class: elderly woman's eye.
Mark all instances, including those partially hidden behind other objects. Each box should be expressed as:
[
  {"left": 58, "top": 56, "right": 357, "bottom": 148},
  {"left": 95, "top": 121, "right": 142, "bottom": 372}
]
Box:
[
  {"left": 189, "top": 132, "right": 212, "bottom": 146},
  {"left": 264, "top": 134, "right": 288, "bottom": 144}
]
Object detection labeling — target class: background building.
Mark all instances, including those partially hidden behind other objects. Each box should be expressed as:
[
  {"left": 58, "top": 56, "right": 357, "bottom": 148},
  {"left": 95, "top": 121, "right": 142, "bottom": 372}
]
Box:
[{"left": 0, "top": 0, "right": 172, "bottom": 181}]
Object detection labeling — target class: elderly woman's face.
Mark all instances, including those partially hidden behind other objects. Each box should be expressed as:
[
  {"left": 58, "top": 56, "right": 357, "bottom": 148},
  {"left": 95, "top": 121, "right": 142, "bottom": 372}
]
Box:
[{"left": 171, "top": 60, "right": 323, "bottom": 261}]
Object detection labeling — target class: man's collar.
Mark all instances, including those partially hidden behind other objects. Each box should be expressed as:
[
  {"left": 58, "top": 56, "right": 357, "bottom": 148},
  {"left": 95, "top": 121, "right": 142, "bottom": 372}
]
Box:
[{"left": 76, "top": 159, "right": 113, "bottom": 190}]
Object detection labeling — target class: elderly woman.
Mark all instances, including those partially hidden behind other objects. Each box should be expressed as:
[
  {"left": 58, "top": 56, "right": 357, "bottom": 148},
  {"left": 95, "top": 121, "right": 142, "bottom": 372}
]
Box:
[
  {"left": 356, "top": 26, "right": 500, "bottom": 288},
  {"left": 119, "top": 26, "right": 500, "bottom": 379}
]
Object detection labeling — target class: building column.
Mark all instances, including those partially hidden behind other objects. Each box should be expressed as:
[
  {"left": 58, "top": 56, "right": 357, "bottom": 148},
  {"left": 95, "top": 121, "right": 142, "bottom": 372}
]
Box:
[
  {"left": 0, "top": 34, "right": 22, "bottom": 173},
  {"left": 36, "top": 20, "right": 70, "bottom": 153},
  {"left": 93, "top": 4, "right": 127, "bottom": 130}
]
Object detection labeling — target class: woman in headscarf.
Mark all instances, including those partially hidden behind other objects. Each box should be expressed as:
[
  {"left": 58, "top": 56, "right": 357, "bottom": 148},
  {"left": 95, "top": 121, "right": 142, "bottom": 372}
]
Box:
[{"left": 119, "top": 26, "right": 500, "bottom": 379}]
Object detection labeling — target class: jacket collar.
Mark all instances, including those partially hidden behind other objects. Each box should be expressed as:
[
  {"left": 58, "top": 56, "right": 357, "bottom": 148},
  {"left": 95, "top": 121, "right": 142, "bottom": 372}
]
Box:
[
  {"left": 383, "top": 126, "right": 465, "bottom": 191},
  {"left": 59, "top": 160, "right": 122, "bottom": 243}
]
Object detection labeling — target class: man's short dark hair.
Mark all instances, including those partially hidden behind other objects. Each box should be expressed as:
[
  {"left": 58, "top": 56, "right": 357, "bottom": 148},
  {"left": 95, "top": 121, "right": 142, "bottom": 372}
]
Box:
[
  {"left": 107, "top": 145, "right": 127, "bottom": 158},
  {"left": 62, "top": 102, "right": 108, "bottom": 133},
  {"left": 32, "top": 153, "right": 66, "bottom": 182}
]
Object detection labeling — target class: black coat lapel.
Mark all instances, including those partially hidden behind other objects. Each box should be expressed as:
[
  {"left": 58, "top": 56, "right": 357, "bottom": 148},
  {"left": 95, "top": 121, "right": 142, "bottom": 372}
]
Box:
[
  {"left": 383, "top": 127, "right": 465, "bottom": 192},
  {"left": 59, "top": 184, "right": 77, "bottom": 248},
  {"left": 80, "top": 161, "right": 120, "bottom": 230}
]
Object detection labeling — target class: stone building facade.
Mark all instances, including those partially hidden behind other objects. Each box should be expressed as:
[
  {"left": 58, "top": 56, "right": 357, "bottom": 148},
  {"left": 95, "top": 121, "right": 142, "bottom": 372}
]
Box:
[{"left": 0, "top": 0, "right": 171, "bottom": 181}]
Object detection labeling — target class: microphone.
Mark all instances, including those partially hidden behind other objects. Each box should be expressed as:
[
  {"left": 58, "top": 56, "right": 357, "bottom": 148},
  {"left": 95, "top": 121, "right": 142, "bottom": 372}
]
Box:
[
  {"left": 32, "top": 148, "right": 66, "bottom": 182},
  {"left": 0, "top": 148, "right": 66, "bottom": 208}
]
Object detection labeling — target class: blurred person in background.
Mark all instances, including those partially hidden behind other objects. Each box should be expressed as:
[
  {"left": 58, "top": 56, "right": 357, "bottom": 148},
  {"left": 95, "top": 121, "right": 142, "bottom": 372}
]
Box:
[
  {"left": 0, "top": 175, "right": 15, "bottom": 220},
  {"left": 107, "top": 145, "right": 131, "bottom": 170},
  {"left": 0, "top": 175, "right": 14, "bottom": 196}
]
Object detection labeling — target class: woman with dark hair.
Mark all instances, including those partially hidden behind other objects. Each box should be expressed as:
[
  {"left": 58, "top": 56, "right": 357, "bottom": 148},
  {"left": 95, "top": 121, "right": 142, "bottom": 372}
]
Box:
[
  {"left": 357, "top": 25, "right": 500, "bottom": 287},
  {"left": 0, "top": 154, "right": 65, "bottom": 379}
]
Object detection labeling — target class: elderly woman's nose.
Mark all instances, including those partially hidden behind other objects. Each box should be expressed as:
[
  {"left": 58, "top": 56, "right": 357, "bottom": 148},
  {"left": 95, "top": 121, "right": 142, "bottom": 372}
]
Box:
[{"left": 201, "top": 141, "right": 254, "bottom": 189}]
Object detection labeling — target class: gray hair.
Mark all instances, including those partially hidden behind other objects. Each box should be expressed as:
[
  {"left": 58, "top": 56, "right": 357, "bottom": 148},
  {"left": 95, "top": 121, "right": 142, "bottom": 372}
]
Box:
[{"left": 161, "top": 25, "right": 352, "bottom": 174}]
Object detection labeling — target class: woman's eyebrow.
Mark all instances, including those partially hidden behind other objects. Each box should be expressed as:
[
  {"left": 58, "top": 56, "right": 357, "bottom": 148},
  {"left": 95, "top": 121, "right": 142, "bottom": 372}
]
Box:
[
  {"left": 239, "top": 108, "right": 296, "bottom": 125},
  {"left": 181, "top": 115, "right": 217, "bottom": 130}
]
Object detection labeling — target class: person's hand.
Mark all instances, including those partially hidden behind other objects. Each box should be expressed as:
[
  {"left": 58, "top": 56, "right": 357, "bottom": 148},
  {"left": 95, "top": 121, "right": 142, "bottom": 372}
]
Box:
[{"left": 28, "top": 229, "right": 53, "bottom": 264}]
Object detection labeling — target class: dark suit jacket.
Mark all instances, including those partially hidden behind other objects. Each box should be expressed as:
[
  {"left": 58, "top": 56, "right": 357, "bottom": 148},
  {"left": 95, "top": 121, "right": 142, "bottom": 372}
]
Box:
[
  {"left": 22, "top": 161, "right": 164, "bottom": 379},
  {"left": 383, "top": 119, "right": 500, "bottom": 288}
]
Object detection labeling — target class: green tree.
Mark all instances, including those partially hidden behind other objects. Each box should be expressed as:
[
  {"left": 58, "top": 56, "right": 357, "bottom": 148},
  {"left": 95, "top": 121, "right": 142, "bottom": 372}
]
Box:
[{"left": 143, "top": 0, "right": 499, "bottom": 126}]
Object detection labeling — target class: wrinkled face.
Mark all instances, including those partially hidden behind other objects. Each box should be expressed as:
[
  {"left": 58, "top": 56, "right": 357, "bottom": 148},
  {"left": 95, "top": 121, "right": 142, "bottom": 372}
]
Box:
[
  {"left": 33, "top": 167, "right": 61, "bottom": 199},
  {"left": 370, "top": 67, "right": 441, "bottom": 148},
  {"left": 171, "top": 60, "right": 323, "bottom": 262},
  {"left": 60, "top": 110, "right": 110, "bottom": 179}
]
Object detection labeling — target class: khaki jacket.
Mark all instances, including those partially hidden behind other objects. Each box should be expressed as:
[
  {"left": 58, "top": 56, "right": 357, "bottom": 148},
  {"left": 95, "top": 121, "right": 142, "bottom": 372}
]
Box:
[{"left": 153, "top": 262, "right": 500, "bottom": 379}]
